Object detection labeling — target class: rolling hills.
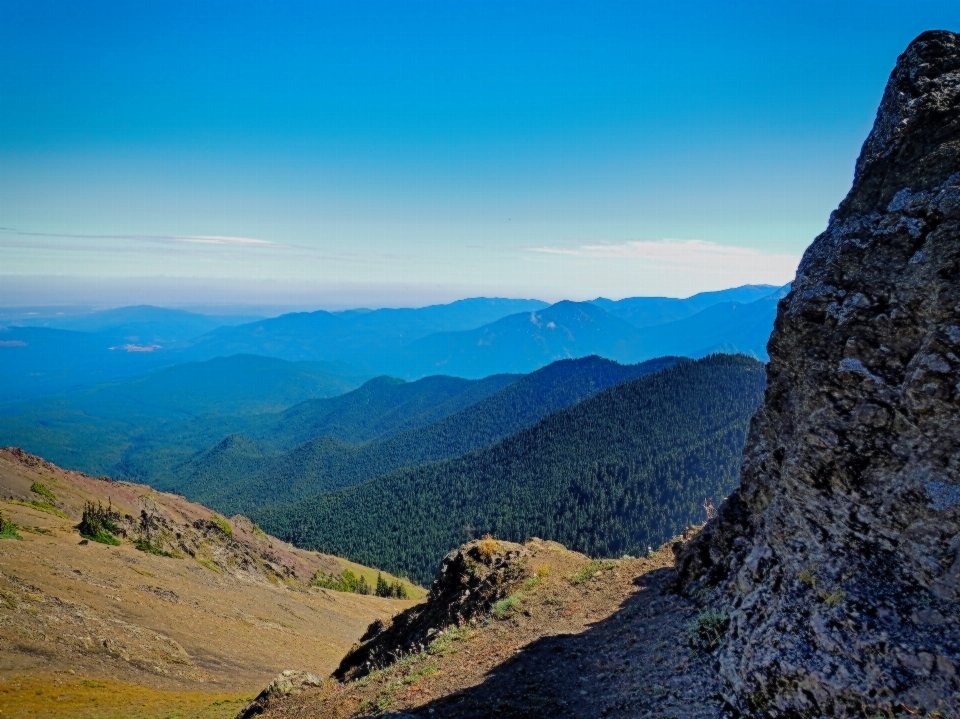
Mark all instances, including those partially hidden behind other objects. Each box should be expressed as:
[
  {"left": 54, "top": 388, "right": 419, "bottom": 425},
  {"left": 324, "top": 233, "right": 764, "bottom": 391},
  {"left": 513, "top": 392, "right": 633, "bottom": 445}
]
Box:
[{"left": 254, "top": 354, "right": 766, "bottom": 583}]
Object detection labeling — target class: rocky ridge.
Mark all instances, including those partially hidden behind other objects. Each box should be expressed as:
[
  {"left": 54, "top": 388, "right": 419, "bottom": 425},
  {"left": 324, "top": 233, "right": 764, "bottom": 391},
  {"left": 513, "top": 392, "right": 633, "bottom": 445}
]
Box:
[{"left": 677, "top": 30, "right": 960, "bottom": 716}]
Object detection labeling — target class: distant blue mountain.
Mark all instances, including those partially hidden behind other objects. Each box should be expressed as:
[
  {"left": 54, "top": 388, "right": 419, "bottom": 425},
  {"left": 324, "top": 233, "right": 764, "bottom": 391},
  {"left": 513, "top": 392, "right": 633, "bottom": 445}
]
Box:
[
  {"left": 395, "top": 301, "right": 646, "bottom": 378},
  {"left": 183, "top": 297, "right": 550, "bottom": 364},
  {"left": 590, "top": 284, "right": 779, "bottom": 329},
  {"left": 390, "top": 285, "right": 790, "bottom": 378},
  {"left": 0, "top": 286, "right": 791, "bottom": 400},
  {"left": 10, "top": 305, "right": 261, "bottom": 345}
]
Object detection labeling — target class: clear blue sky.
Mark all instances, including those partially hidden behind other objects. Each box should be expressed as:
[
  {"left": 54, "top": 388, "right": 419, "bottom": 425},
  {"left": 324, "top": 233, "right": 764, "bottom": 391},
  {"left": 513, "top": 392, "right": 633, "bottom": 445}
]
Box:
[{"left": 2, "top": 1, "right": 959, "bottom": 308}]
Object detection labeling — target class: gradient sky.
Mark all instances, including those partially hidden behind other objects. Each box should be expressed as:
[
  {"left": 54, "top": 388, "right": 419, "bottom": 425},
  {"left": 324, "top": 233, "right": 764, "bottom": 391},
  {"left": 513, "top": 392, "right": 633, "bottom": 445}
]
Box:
[{"left": 2, "top": 1, "right": 959, "bottom": 309}]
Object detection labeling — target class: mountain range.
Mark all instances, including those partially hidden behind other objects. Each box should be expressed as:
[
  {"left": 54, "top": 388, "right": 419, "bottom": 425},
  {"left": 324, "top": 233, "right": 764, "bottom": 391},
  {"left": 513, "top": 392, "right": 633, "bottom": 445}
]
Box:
[{"left": 1, "top": 284, "right": 785, "bottom": 404}]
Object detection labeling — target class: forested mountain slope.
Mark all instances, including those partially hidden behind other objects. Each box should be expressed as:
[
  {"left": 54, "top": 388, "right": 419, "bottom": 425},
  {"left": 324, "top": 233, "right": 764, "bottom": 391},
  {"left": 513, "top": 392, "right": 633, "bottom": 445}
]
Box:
[
  {"left": 245, "top": 372, "right": 521, "bottom": 448},
  {"left": 175, "top": 356, "right": 683, "bottom": 515},
  {"left": 0, "top": 354, "right": 369, "bottom": 477},
  {"left": 255, "top": 354, "right": 766, "bottom": 583}
]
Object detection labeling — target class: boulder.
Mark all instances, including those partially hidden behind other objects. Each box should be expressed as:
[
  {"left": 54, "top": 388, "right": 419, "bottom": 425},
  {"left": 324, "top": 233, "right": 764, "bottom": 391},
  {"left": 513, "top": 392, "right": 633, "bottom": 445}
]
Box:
[{"left": 235, "top": 669, "right": 322, "bottom": 719}]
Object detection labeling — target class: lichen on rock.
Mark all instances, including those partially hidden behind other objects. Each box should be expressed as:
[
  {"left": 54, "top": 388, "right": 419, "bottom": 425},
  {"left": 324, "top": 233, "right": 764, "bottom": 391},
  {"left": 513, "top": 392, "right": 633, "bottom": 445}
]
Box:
[
  {"left": 676, "top": 30, "right": 960, "bottom": 717},
  {"left": 235, "top": 669, "right": 323, "bottom": 719}
]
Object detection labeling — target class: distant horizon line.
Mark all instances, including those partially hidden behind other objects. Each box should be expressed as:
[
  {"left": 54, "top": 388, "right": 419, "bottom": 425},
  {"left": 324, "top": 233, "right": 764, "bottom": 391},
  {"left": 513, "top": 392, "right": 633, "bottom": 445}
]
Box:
[{"left": 0, "top": 280, "right": 790, "bottom": 317}]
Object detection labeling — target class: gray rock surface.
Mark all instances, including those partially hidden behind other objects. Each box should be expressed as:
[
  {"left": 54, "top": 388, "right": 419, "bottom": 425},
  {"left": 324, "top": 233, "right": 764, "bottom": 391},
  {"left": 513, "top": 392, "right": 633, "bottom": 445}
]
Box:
[
  {"left": 676, "top": 30, "right": 960, "bottom": 717},
  {"left": 333, "top": 538, "right": 529, "bottom": 680},
  {"left": 235, "top": 669, "right": 322, "bottom": 718}
]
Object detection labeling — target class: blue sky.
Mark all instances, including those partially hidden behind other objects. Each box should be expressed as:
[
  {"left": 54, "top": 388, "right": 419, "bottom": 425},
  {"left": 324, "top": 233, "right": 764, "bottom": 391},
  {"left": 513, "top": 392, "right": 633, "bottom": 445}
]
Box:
[{"left": 2, "top": 1, "right": 959, "bottom": 308}]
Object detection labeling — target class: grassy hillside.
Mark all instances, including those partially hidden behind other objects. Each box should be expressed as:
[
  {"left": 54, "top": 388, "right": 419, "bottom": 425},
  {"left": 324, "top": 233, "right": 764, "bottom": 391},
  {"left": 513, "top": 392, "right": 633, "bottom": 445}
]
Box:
[
  {"left": 254, "top": 354, "right": 766, "bottom": 583},
  {"left": 176, "top": 356, "right": 681, "bottom": 515},
  {"left": 0, "top": 447, "right": 420, "bottom": 718}
]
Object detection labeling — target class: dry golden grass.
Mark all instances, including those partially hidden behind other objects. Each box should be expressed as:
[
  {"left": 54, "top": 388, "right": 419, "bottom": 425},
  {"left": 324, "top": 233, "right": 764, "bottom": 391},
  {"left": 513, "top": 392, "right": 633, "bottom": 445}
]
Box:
[
  {"left": 0, "top": 448, "right": 421, "bottom": 718},
  {"left": 0, "top": 674, "right": 250, "bottom": 719},
  {"left": 476, "top": 534, "right": 499, "bottom": 560}
]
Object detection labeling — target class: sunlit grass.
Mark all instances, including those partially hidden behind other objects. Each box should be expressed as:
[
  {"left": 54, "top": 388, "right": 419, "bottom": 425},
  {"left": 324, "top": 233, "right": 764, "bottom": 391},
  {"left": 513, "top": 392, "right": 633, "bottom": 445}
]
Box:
[{"left": 0, "top": 674, "right": 253, "bottom": 719}]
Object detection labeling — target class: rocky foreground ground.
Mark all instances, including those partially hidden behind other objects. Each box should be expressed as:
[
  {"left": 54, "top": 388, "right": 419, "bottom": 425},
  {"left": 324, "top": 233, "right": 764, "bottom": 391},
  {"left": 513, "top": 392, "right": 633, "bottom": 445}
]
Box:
[{"left": 250, "top": 535, "right": 733, "bottom": 719}]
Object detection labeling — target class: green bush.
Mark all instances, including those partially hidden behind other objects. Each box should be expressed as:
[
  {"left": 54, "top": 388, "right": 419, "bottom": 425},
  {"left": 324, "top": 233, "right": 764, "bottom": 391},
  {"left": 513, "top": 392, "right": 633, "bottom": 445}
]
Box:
[
  {"left": 30, "top": 482, "right": 56, "bottom": 501},
  {"left": 9, "top": 499, "right": 67, "bottom": 519},
  {"left": 375, "top": 572, "right": 410, "bottom": 599},
  {"left": 687, "top": 608, "right": 729, "bottom": 651},
  {"left": 132, "top": 538, "right": 181, "bottom": 558},
  {"left": 569, "top": 560, "right": 617, "bottom": 585},
  {"left": 210, "top": 515, "right": 233, "bottom": 537},
  {"left": 492, "top": 592, "right": 524, "bottom": 619},
  {"left": 0, "top": 510, "right": 22, "bottom": 541},
  {"left": 77, "top": 500, "right": 122, "bottom": 545}
]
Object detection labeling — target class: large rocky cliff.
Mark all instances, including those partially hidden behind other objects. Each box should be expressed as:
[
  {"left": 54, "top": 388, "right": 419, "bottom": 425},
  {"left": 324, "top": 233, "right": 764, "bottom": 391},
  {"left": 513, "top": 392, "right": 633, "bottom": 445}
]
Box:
[{"left": 677, "top": 30, "right": 960, "bottom": 716}]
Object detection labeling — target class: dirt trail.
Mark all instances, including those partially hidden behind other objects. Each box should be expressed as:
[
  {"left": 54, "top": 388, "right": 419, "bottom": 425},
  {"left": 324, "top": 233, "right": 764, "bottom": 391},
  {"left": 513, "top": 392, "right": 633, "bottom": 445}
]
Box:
[{"left": 257, "top": 538, "right": 729, "bottom": 719}]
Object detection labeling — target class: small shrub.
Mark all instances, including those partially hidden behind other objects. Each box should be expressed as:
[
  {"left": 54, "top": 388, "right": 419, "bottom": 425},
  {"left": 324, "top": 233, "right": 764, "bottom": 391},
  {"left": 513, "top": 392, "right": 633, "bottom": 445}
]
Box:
[
  {"left": 492, "top": 592, "right": 524, "bottom": 619},
  {"left": 428, "top": 626, "right": 470, "bottom": 656},
  {"left": 9, "top": 499, "right": 67, "bottom": 519},
  {"left": 819, "top": 590, "right": 845, "bottom": 608},
  {"left": 687, "top": 608, "right": 729, "bottom": 651},
  {"left": 210, "top": 515, "right": 233, "bottom": 537},
  {"left": 477, "top": 534, "right": 499, "bottom": 559},
  {"left": 534, "top": 565, "right": 551, "bottom": 578},
  {"left": 798, "top": 569, "right": 817, "bottom": 588},
  {"left": 30, "top": 482, "right": 56, "bottom": 501},
  {"left": 569, "top": 559, "right": 617, "bottom": 585},
  {"left": 403, "top": 663, "right": 438, "bottom": 684},
  {"left": 132, "top": 538, "right": 180, "bottom": 558},
  {"left": 77, "top": 500, "right": 122, "bottom": 545},
  {"left": 375, "top": 573, "right": 410, "bottom": 599},
  {"left": 0, "top": 510, "right": 22, "bottom": 541},
  {"left": 197, "top": 558, "right": 222, "bottom": 573}
]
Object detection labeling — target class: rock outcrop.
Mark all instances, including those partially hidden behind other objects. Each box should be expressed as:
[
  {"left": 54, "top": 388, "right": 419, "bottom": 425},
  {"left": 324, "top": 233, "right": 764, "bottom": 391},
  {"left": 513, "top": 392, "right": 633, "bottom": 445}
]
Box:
[
  {"left": 334, "top": 538, "right": 529, "bottom": 680},
  {"left": 676, "top": 31, "right": 960, "bottom": 716},
  {"left": 235, "top": 670, "right": 323, "bottom": 719}
]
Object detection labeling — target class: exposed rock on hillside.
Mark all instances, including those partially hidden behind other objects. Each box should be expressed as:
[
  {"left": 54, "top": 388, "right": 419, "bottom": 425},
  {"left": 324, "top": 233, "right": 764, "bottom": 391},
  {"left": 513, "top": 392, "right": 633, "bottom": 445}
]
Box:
[
  {"left": 335, "top": 538, "right": 529, "bottom": 680},
  {"left": 677, "top": 30, "right": 960, "bottom": 716}
]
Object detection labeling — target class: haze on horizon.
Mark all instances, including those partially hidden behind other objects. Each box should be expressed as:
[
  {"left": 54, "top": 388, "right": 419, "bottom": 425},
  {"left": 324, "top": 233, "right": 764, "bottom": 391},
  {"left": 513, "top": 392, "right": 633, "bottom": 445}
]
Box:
[{"left": 2, "top": 0, "right": 959, "bottom": 310}]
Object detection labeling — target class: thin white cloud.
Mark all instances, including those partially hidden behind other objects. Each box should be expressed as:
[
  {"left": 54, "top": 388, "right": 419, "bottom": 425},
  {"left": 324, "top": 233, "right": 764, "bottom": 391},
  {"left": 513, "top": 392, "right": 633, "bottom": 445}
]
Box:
[
  {"left": 527, "top": 238, "right": 799, "bottom": 275},
  {"left": 178, "top": 235, "right": 276, "bottom": 246},
  {"left": 0, "top": 227, "right": 283, "bottom": 248},
  {"left": 527, "top": 246, "right": 582, "bottom": 256}
]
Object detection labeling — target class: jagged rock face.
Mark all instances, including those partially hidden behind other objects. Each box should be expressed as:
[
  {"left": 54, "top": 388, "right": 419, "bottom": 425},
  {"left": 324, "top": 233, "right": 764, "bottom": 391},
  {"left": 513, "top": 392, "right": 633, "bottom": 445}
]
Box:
[
  {"left": 677, "top": 31, "right": 960, "bottom": 716},
  {"left": 334, "top": 539, "right": 529, "bottom": 680}
]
